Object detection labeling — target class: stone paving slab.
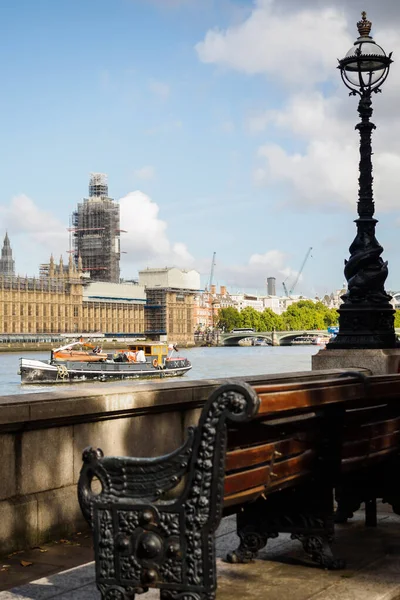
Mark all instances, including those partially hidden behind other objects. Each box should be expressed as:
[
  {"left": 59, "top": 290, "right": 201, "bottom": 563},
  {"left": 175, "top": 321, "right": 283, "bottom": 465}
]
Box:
[{"left": 3, "top": 508, "right": 400, "bottom": 599}]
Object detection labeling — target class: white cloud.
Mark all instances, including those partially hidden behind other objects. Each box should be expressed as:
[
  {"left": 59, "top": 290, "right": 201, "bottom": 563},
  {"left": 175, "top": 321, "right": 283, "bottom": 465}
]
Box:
[
  {"left": 196, "top": 2, "right": 400, "bottom": 214},
  {"left": 148, "top": 79, "right": 170, "bottom": 99},
  {"left": 252, "top": 90, "right": 400, "bottom": 211},
  {"left": 214, "top": 249, "right": 300, "bottom": 291},
  {"left": 133, "top": 165, "right": 156, "bottom": 181},
  {"left": 255, "top": 139, "right": 358, "bottom": 209},
  {"left": 119, "top": 191, "right": 194, "bottom": 270},
  {"left": 196, "top": 2, "right": 352, "bottom": 86},
  {"left": 0, "top": 194, "right": 68, "bottom": 250}
]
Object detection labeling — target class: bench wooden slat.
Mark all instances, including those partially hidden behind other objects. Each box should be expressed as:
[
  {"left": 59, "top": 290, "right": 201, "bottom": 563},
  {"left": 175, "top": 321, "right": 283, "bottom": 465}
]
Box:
[
  {"left": 342, "top": 446, "right": 399, "bottom": 472},
  {"left": 228, "top": 421, "right": 319, "bottom": 450},
  {"left": 225, "top": 443, "right": 274, "bottom": 472},
  {"left": 344, "top": 417, "right": 400, "bottom": 440},
  {"left": 251, "top": 378, "right": 400, "bottom": 418},
  {"left": 223, "top": 485, "right": 266, "bottom": 509},
  {"left": 255, "top": 382, "right": 365, "bottom": 416},
  {"left": 224, "top": 449, "right": 316, "bottom": 504},
  {"left": 224, "top": 464, "right": 271, "bottom": 496},
  {"left": 225, "top": 438, "right": 312, "bottom": 472},
  {"left": 272, "top": 449, "right": 315, "bottom": 480},
  {"left": 342, "top": 431, "right": 400, "bottom": 459}
]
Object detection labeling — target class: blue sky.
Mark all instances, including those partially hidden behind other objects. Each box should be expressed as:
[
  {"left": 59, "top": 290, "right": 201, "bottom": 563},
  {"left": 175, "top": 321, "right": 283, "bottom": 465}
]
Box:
[{"left": 1, "top": 0, "right": 400, "bottom": 297}]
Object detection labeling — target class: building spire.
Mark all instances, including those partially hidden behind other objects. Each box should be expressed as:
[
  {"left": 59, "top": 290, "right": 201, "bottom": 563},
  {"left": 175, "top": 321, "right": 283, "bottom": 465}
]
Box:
[{"left": 0, "top": 232, "right": 15, "bottom": 276}]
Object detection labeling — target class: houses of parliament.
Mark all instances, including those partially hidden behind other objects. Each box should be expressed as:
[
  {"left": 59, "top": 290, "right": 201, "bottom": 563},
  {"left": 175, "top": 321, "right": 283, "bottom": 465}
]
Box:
[
  {"left": 0, "top": 231, "right": 200, "bottom": 345},
  {"left": 0, "top": 175, "right": 201, "bottom": 344},
  {"left": 0, "top": 233, "right": 146, "bottom": 336}
]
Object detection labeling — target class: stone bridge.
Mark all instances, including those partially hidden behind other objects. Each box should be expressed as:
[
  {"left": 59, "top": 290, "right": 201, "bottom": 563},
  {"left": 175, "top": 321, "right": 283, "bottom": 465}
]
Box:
[{"left": 221, "top": 329, "right": 400, "bottom": 347}]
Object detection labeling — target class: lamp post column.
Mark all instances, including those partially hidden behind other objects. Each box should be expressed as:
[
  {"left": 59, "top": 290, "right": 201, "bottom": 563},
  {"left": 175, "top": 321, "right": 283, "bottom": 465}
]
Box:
[{"left": 327, "top": 12, "right": 396, "bottom": 349}]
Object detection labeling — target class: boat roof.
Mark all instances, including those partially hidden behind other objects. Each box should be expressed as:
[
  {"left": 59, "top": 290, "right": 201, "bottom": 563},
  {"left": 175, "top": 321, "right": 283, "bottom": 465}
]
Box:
[{"left": 129, "top": 341, "right": 170, "bottom": 347}]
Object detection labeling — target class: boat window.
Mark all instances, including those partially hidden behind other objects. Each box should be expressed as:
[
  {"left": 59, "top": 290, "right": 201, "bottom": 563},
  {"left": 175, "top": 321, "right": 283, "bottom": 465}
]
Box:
[{"left": 145, "top": 347, "right": 152, "bottom": 355}]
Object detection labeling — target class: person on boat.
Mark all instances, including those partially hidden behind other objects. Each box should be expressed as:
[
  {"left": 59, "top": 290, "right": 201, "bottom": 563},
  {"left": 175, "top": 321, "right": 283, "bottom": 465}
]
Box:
[
  {"left": 124, "top": 350, "right": 137, "bottom": 362},
  {"left": 135, "top": 349, "right": 146, "bottom": 363}
]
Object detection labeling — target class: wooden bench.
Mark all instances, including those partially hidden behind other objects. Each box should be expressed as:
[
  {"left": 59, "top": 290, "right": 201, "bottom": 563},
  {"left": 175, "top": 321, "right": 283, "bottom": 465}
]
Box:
[
  {"left": 333, "top": 372, "right": 400, "bottom": 525},
  {"left": 77, "top": 373, "right": 400, "bottom": 600}
]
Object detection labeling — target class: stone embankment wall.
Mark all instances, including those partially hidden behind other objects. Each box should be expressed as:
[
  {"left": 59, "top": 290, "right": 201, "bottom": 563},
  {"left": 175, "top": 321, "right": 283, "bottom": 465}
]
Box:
[{"left": 0, "top": 369, "right": 359, "bottom": 555}]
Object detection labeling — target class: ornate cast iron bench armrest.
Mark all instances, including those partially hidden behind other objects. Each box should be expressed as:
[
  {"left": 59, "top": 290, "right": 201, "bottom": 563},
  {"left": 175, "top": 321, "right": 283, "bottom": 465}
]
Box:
[{"left": 78, "top": 381, "right": 259, "bottom": 600}]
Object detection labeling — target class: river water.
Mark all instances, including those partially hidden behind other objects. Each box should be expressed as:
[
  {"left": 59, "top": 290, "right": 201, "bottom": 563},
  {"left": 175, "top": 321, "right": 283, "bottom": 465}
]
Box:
[{"left": 0, "top": 346, "right": 319, "bottom": 397}]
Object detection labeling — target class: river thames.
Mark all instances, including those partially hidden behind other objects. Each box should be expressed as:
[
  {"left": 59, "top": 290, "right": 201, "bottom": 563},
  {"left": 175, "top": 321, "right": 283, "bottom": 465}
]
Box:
[{"left": 0, "top": 345, "right": 320, "bottom": 396}]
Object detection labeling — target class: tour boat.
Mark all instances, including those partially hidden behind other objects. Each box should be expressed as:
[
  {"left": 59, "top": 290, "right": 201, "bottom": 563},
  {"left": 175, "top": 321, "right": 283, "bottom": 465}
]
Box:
[
  {"left": 19, "top": 342, "right": 192, "bottom": 384},
  {"left": 313, "top": 335, "right": 332, "bottom": 346},
  {"left": 291, "top": 336, "right": 316, "bottom": 346},
  {"left": 292, "top": 334, "right": 332, "bottom": 346}
]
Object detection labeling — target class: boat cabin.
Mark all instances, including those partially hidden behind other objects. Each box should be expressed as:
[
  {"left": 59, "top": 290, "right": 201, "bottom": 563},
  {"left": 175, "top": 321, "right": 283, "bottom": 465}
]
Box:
[{"left": 126, "top": 342, "right": 168, "bottom": 366}]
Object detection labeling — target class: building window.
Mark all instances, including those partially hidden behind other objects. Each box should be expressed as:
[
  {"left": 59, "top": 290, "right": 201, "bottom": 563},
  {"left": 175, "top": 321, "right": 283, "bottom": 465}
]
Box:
[
  {"left": 176, "top": 294, "right": 185, "bottom": 302},
  {"left": 74, "top": 307, "right": 79, "bottom": 317}
]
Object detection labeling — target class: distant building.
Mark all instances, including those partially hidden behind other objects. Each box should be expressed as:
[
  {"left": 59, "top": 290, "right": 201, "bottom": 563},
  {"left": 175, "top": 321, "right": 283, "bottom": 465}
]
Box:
[
  {"left": 139, "top": 267, "right": 200, "bottom": 345},
  {"left": 0, "top": 255, "right": 83, "bottom": 334},
  {"left": 70, "top": 173, "right": 121, "bottom": 283},
  {"left": 230, "top": 293, "right": 264, "bottom": 312},
  {"left": 262, "top": 295, "right": 293, "bottom": 315},
  {"left": 320, "top": 288, "right": 346, "bottom": 309},
  {"left": 0, "top": 233, "right": 15, "bottom": 277},
  {"left": 193, "top": 285, "right": 238, "bottom": 331},
  {"left": 82, "top": 281, "right": 146, "bottom": 334},
  {"left": 266, "top": 277, "right": 276, "bottom": 296},
  {"left": 139, "top": 267, "right": 200, "bottom": 290}
]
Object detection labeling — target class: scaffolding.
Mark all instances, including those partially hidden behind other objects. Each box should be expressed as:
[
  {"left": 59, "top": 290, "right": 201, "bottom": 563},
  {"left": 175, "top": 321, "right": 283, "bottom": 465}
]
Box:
[
  {"left": 70, "top": 173, "right": 121, "bottom": 283},
  {"left": 145, "top": 289, "right": 167, "bottom": 336},
  {"left": 89, "top": 172, "right": 108, "bottom": 198}
]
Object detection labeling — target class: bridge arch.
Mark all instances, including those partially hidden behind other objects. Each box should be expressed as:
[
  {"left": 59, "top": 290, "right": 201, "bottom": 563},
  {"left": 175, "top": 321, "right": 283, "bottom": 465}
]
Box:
[{"left": 221, "top": 332, "right": 273, "bottom": 346}]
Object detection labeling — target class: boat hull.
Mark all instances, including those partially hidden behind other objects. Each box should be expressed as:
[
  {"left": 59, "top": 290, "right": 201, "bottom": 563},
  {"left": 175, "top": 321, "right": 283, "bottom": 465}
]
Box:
[{"left": 19, "top": 358, "right": 192, "bottom": 384}]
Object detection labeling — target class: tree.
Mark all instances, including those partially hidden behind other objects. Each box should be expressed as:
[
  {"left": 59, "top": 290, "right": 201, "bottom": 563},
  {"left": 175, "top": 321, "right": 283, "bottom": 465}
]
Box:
[
  {"left": 240, "top": 306, "right": 263, "bottom": 331},
  {"left": 216, "top": 307, "right": 241, "bottom": 332},
  {"left": 217, "top": 300, "right": 339, "bottom": 334},
  {"left": 260, "top": 308, "right": 284, "bottom": 331},
  {"left": 281, "top": 300, "right": 338, "bottom": 330}
]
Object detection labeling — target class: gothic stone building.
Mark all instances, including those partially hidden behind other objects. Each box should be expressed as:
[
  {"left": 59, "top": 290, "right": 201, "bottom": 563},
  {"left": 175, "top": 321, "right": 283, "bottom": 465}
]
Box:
[
  {"left": 0, "top": 247, "right": 197, "bottom": 343},
  {"left": 0, "top": 255, "right": 146, "bottom": 336}
]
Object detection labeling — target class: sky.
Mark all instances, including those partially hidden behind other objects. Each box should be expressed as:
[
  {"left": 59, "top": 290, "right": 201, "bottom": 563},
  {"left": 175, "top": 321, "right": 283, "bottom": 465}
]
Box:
[{"left": 1, "top": 0, "right": 400, "bottom": 298}]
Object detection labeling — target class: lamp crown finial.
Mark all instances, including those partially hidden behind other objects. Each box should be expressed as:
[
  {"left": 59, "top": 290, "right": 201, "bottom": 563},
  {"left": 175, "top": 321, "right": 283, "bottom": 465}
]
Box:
[{"left": 357, "top": 11, "right": 372, "bottom": 37}]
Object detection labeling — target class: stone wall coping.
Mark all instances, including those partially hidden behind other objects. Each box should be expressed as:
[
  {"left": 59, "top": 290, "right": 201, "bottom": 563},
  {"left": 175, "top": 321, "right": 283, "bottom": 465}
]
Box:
[{"left": 0, "top": 369, "right": 366, "bottom": 430}]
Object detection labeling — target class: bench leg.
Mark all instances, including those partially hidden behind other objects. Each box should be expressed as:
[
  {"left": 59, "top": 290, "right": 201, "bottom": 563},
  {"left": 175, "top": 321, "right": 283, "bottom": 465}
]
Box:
[
  {"left": 365, "top": 498, "right": 377, "bottom": 527},
  {"left": 160, "top": 592, "right": 215, "bottom": 600},
  {"left": 98, "top": 584, "right": 138, "bottom": 599},
  {"left": 227, "top": 525, "right": 270, "bottom": 563},
  {"left": 293, "top": 534, "right": 346, "bottom": 570},
  {"left": 334, "top": 485, "right": 362, "bottom": 524}
]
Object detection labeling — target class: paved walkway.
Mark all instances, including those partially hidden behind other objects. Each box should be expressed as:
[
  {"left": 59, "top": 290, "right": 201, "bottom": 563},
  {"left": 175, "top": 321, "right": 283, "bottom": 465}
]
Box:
[{"left": 2, "top": 506, "right": 400, "bottom": 599}]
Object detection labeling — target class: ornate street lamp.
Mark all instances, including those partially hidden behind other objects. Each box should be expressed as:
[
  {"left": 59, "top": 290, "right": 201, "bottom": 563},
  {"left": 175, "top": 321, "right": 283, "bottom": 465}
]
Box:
[{"left": 327, "top": 12, "right": 397, "bottom": 349}]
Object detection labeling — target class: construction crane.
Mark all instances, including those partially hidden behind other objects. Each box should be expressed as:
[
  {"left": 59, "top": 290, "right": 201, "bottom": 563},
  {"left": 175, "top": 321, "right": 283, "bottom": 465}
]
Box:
[
  {"left": 207, "top": 252, "right": 216, "bottom": 291},
  {"left": 282, "top": 281, "right": 289, "bottom": 297},
  {"left": 282, "top": 247, "right": 313, "bottom": 297}
]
